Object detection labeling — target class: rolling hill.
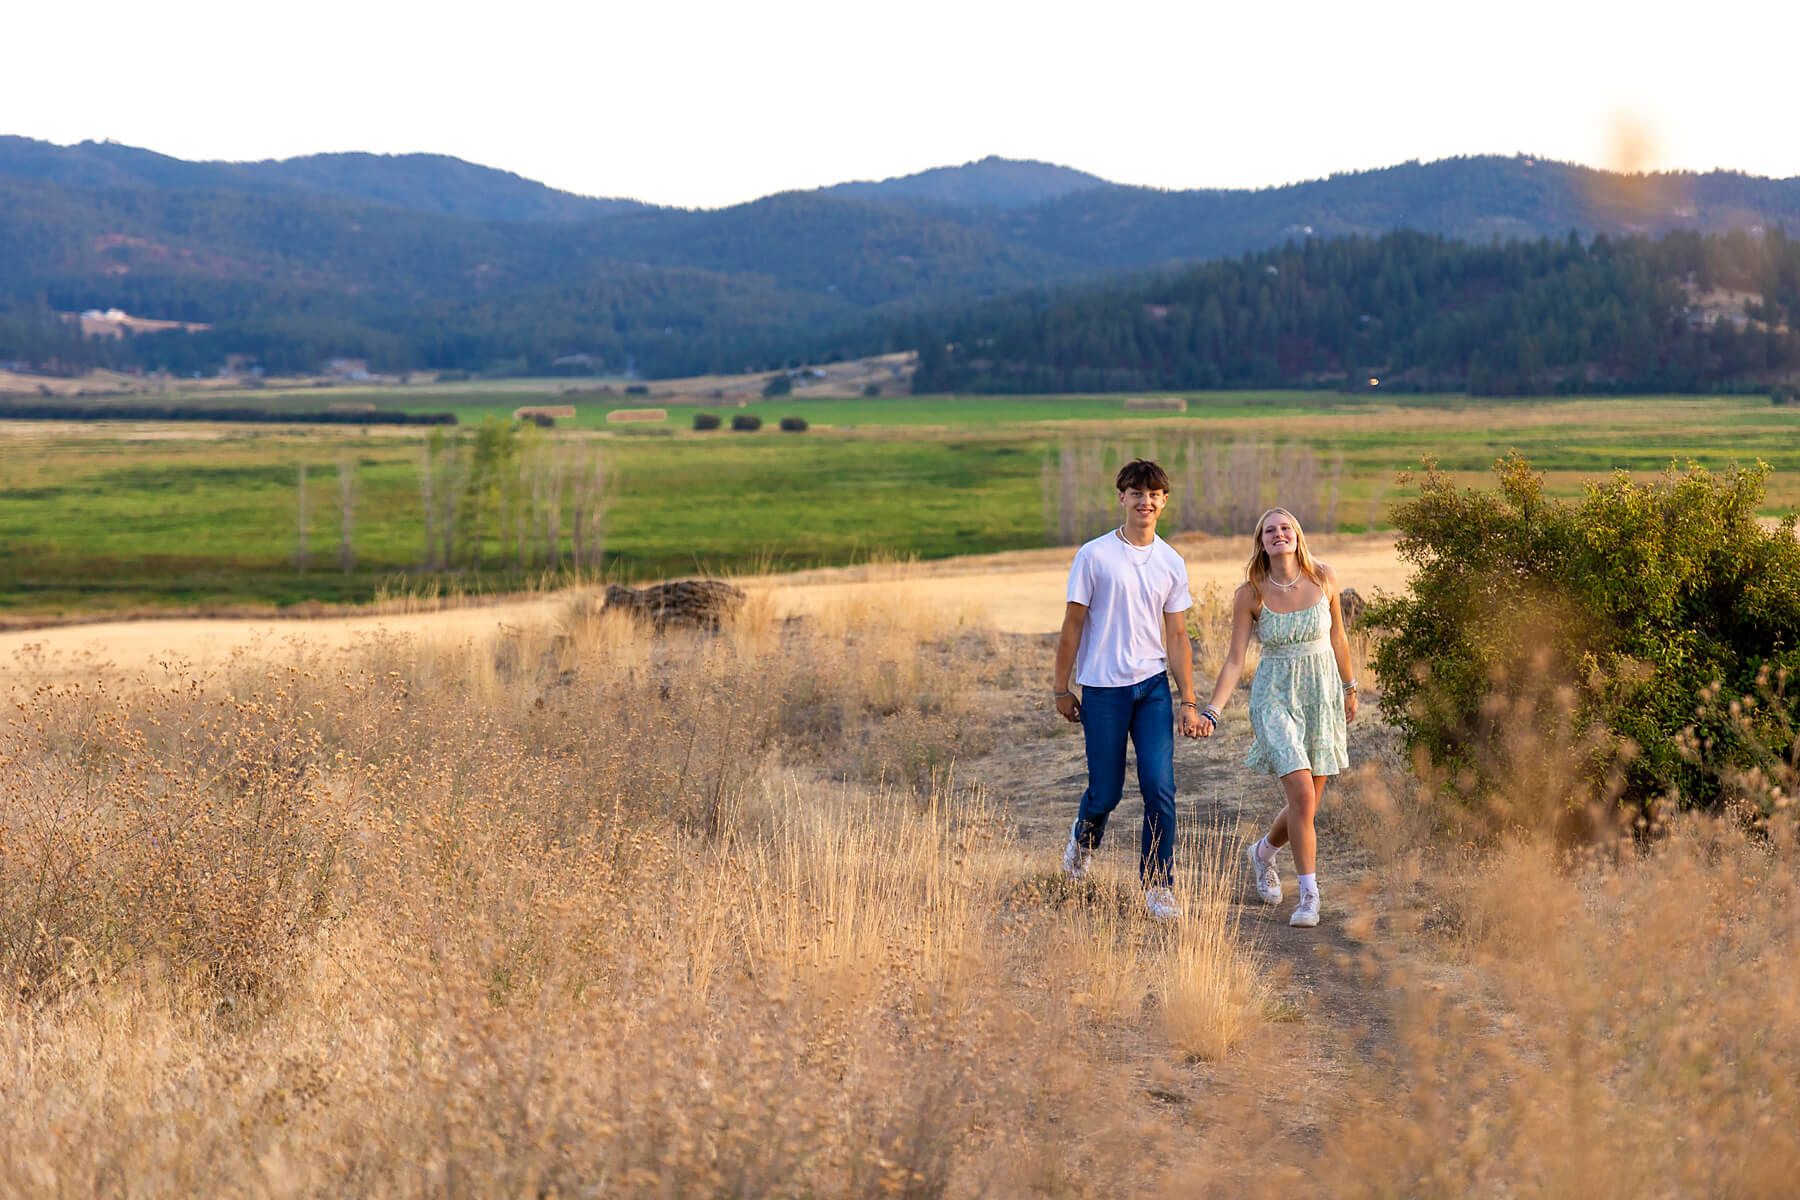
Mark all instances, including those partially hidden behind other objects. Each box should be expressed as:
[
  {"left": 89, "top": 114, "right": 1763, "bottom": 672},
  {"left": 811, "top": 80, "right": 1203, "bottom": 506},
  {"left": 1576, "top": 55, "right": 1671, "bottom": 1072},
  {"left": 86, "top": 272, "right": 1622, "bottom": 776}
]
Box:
[
  {"left": 0, "top": 137, "right": 645, "bottom": 222},
  {"left": 824, "top": 155, "right": 1111, "bottom": 210},
  {"left": 3, "top": 137, "right": 1799, "bottom": 382}
]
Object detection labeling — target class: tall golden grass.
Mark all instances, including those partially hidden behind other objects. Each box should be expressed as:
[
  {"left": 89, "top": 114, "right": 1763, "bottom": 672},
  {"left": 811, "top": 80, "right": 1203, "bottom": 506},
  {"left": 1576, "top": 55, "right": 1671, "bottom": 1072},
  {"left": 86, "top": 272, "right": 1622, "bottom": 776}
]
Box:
[
  {"left": 0, "top": 591, "right": 1265, "bottom": 1196},
  {"left": 3, "top": 578, "right": 1793, "bottom": 1194}
]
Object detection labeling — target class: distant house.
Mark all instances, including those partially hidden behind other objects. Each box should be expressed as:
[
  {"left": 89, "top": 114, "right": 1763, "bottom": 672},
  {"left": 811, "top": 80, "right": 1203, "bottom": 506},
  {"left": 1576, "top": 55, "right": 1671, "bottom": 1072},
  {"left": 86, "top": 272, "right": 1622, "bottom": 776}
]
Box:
[
  {"left": 63, "top": 308, "right": 212, "bottom": 339},
  {"left": 326, "top": 358, "right": 373, "bottom": 381}
]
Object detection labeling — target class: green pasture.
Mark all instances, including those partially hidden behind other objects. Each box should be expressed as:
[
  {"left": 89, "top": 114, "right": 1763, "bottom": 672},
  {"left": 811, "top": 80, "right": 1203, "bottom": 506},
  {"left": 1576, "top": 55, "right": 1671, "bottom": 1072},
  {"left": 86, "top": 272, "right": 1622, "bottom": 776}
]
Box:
[{"left": 2, "top": 392, "right": 1796, "bottom": 616}]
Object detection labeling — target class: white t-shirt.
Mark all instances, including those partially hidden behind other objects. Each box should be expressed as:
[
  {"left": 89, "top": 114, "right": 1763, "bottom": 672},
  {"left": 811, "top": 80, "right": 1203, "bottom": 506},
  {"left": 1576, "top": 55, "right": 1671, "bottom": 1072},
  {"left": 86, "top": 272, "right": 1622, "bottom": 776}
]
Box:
[{"left": 1066, "top": 529, "right": 1193, "bottom": 688}]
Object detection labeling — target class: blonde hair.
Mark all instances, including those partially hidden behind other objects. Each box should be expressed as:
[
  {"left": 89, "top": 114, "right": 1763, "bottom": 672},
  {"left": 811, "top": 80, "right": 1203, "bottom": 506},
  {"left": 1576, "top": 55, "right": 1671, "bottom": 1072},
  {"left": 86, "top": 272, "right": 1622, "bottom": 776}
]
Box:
[{"left": 1245, "top": 507, "right": 1325, "bottom": 598}]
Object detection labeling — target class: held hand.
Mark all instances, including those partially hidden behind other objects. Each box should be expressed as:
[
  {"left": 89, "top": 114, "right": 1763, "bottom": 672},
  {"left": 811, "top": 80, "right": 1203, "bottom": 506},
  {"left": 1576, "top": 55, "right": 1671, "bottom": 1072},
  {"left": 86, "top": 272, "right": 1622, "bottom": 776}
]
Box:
[
  {"left": 1055, "top": 692, "right": 1082, "bottom": 723},
  {"left": 1196, "top": 710, "right": 1217, "bottom": 738},
  {"left": 1345, "top": 689, "right": 1360, "bottom": 723},
  {"left": 1178, "top": 706, "right": 1205, "bottom": 739}
]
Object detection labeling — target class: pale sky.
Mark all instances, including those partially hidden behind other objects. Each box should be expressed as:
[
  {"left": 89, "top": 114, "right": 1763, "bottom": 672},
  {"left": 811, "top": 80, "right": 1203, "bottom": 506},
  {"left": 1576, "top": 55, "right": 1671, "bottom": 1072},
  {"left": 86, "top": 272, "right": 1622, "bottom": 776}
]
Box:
[{"left": 9, "top": 0, "right": 1797, "bottom": 209}]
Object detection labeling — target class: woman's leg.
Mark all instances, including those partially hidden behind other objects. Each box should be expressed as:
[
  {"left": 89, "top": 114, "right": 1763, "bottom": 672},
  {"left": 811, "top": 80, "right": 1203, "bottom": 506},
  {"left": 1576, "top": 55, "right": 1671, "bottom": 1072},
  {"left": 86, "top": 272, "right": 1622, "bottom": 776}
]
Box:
[
  {"left": 1267, "top": 769, "right": 1318, "bottom": 874},
  {"left": 1263, "top": 774, "right": 1328, "bottom": 860}
]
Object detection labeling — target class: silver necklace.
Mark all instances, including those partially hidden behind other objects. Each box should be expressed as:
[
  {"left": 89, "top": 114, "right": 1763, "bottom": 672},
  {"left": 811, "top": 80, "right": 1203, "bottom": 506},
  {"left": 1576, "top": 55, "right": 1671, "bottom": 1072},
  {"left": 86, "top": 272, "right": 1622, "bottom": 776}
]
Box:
[
  {"left": 1265, "top": 568, "right": 1302, "bottom": 590},
  {"left": 1115, "top": 527, "right": 1155, "bottom": 568},
  {"left": 1115, "top": 527, "right": 1155, "bottom": 551}
]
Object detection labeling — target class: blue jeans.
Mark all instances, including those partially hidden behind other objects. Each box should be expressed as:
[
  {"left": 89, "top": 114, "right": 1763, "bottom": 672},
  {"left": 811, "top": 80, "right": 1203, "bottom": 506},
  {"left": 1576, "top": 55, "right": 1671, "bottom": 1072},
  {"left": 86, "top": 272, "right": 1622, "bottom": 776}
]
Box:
[{"left": 1073, "top": 673, "right": 1177, "bottom": 888}]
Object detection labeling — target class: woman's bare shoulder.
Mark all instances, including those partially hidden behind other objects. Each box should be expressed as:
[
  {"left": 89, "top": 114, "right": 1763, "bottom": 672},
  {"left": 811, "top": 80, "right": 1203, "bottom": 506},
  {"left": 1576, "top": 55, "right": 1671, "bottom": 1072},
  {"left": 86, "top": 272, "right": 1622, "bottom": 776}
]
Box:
[{"left": 1316, "top": 560, "right": 1339, "bottom": 586}]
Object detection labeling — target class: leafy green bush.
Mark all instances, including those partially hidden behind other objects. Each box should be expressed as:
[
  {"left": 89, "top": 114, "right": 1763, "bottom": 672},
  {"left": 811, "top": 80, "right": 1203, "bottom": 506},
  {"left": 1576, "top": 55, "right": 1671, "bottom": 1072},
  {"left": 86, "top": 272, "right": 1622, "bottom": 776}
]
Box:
[
  {"left": 692, "top": 412, "right": 721, "bottom": 430},
  {"left": 762, "top": 374, "right": 792, "bottom": 398},
  {"left": 731, "top": 413, "right": 762, "bottom": 432},
  {"left": 1369, "top": 454, "right": 1800, "bottom": 816},
  {"left": 779, "top": 416, "right": 808, "bottom": 432}
]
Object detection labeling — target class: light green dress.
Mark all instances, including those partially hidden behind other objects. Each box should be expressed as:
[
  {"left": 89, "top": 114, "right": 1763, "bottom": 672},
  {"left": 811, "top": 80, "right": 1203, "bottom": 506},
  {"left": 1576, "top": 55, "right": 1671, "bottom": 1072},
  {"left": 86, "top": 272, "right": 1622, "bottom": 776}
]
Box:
[{"left": 1245, "top": 594, "right": 1348, "bottom": 778}]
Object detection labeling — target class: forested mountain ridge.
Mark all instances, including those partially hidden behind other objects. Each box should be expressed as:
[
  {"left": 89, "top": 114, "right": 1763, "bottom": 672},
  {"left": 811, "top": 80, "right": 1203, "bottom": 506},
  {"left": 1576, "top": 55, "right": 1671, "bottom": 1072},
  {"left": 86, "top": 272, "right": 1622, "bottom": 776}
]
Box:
[
  {"left": 824, "top": 155, "right": 1111, "bottom": 209},
  {"left": 911, "top": 228, "right": 1800, "bottom": 395},
  {"left": 956, "top": 157, "right": 1800, "bottom": 269},
  {"left": 0, "top": 137, "right": 646, "bottom": 222},
  {"left": 3, "top": 138, "right": 1799, "bottom": 384}
]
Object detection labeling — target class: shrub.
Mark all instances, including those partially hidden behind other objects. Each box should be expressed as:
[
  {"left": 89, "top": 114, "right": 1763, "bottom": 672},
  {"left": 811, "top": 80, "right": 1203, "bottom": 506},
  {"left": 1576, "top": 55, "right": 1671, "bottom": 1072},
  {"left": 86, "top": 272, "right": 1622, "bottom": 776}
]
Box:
[
  {"left": 692, "top": 412, "right": 721, "bottom": 430},
  {"left": 762, "top": 374, "right": 792, "bottom": 398},
  {"left": 863, "top": 383, "right": 881, "bottom": 397},
  {"left": 1773, "top": 384, "right": 1799, "bottom": 407},
  {"left": 779, "top": 416, "right": 808, "bottom": 432},
  {"left": 731, "top": 413, "right": 763, "bottom": 432},
  {"left": 1369, "top": 454, "right": 1800, "bottom": 817},
  {"left": 625, "top": 384, "right": 649, "bottom": 395}
]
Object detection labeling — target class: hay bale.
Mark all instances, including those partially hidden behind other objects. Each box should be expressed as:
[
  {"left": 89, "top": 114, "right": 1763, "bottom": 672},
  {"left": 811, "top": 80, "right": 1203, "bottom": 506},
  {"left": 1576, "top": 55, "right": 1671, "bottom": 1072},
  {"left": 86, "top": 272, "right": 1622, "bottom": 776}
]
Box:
[
  {"left": 515, "top": 405, "right": 577, "bottom": 421},
  {"left": 604, "top": 580, "right": 747, "bottom": 630},
  {"left": 605, "top": 408, "right": 666, "bottom": 423},
  {"left": 1122, "top": 397, "right": 1187, "bottom": 412}
]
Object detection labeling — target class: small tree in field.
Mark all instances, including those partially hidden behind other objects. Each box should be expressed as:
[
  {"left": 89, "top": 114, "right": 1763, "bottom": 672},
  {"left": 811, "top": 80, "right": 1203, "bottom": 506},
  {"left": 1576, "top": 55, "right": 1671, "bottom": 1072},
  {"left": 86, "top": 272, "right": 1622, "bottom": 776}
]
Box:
[
  {"left": 1370, "top": 454, "right": 1800, "bottom": 819},
  {"left": 732, "top": 413, "right": 762, "bottom": 432}
]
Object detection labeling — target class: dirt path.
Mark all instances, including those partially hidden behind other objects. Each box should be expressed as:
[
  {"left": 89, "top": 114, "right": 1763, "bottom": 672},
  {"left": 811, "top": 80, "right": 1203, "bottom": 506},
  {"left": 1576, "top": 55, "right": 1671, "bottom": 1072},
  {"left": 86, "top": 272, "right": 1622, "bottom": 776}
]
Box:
[
  {"left": 0, "top": 531, "right": 1406, "bottom": 688},
  {"left": 754, "top": 530, "right": 1408, "bottom": 634},
  {"left": 957, "top": 630, "right": 1406, "bottom": 1122}
]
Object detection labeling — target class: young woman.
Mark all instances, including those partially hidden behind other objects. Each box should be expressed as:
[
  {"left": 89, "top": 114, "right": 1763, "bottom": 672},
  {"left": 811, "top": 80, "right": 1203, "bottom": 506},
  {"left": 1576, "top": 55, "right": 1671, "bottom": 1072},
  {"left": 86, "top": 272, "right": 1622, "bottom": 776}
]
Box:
[{"left": 1196, "top": 507, "right": 1357, "bottom": 927}]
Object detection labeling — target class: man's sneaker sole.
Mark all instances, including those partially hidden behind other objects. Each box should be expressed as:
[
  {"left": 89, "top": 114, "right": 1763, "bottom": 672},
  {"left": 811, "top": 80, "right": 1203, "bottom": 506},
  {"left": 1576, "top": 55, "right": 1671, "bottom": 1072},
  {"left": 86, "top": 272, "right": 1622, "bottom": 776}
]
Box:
[
  {"left": 1246, "top": 840, "right": 1282, "bottom": 904},
  {"left": 1062, "top": 819, "right": 1091, "bottom": 881}
]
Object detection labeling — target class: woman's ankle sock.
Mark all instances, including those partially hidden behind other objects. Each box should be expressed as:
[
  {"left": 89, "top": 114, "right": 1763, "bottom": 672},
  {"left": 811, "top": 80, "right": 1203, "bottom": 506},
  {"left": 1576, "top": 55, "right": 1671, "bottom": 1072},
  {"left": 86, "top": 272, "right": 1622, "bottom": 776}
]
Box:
[
  {"left": 1255, "top": 836, "right": 1278, "bottom": 864},
  {"left": 1297, "top": 872, "right": 1318, "bottom": 898}
]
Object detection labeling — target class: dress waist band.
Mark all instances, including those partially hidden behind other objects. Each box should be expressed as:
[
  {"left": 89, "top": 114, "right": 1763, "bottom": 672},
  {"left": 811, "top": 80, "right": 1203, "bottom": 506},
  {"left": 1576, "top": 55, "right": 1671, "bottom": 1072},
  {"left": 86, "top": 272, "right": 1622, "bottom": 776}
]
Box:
[{"left": 1259, "top": 635, "right": 1331, "bottom": 660}]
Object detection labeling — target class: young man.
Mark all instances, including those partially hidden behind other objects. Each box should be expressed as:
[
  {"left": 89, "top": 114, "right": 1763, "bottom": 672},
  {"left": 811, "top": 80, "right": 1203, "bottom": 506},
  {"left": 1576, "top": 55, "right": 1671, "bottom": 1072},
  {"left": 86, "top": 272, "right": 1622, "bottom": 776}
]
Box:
[{"left": 1053, "top": 459, "right": 1204, "bottom": 920}]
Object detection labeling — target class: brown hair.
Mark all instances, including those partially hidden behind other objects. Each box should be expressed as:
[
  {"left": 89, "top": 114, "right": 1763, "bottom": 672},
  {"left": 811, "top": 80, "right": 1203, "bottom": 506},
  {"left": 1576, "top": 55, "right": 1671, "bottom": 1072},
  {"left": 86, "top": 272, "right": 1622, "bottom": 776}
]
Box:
[
  {"left": 1245, "top": 507, "right": 1325, "bottom": 598},
  {"left": 1114, "top": 458, "right": 1171, "bottom": 494}
]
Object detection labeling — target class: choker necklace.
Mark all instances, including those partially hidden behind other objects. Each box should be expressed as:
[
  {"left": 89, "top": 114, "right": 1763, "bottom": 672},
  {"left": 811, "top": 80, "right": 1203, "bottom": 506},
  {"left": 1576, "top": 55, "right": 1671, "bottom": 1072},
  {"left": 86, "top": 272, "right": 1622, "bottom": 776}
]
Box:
[{"left": 1265, "top": 569, "right": 1302, "bottom": 590}]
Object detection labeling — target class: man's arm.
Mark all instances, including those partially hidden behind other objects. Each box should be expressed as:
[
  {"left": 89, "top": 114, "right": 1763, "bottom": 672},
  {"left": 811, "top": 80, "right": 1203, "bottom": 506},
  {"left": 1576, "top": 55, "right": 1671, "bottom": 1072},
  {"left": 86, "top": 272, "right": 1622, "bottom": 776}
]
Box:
[
  {"left": 1053, "top": 601, "right": 1087, "bottom": 722},
  {"left": 1164, "top": 607, "right": 1204, "bottom": 738}
]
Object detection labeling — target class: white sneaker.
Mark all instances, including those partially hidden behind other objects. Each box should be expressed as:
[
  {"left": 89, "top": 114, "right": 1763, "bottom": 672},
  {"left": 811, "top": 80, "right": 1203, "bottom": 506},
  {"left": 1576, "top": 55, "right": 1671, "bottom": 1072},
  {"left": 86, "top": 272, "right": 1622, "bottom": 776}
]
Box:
[
  {"left": 1246, "top": 839, "right": 1282, "bottom": 905},
  {"left": 1145, "top": 886, "right": 1181, "bottom": 922},
  {"left": 1289, "top": 891, "right": 1320, "bottom": 928},
  {"left": 1062, "top": 819, "right": 1092, "bottom": 881}
]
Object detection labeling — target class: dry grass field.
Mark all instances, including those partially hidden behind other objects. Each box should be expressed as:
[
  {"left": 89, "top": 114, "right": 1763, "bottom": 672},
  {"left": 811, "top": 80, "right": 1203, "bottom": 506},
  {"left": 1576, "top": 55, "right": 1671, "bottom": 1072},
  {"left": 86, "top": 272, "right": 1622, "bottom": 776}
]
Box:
[{"left": 1, "top": 548, "right": 1795, "bottom": 1196}]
